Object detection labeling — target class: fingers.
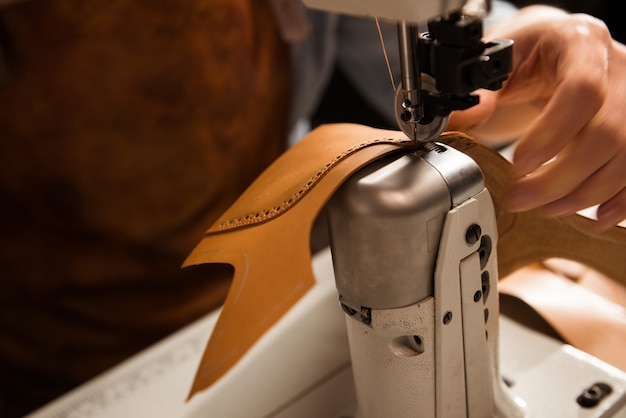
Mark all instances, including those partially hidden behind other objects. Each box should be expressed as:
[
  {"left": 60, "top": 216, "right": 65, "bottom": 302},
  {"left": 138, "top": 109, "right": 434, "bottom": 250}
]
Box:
[
  {"left": 512, "top": 72, "right": 606, "bottom": 177},
  {"left": 500, "top": 13, "right": 626, "bottom": 227},
  {"left": 510, "top": 16, "right": 610, "bottom": 177},
  {"left": 500, "top": 13, "right": 610, "bottom": 175},
  {"left": 541, "top": 164, "right": 624, "bottom": 219},
  {"left": 597, "top": 189, "right": 626, "bottom": 230},
  {"left": 522, "top": 150, "right": 626, "bottom": 215},
  {"left": 508, "top": 122, "right": 626, "bottom": 228},
  {"left": 451, "top": 9, "right": 626, "bottom": 228}
]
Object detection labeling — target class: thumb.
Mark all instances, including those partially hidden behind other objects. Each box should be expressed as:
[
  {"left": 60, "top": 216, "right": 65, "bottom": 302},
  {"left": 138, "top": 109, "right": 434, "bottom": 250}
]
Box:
[{"left": 447, "top": 89, "right": 498, "bottom": 132}]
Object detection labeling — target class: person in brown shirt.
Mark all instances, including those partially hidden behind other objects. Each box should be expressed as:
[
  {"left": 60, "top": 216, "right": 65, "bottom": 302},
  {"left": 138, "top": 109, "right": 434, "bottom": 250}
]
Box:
[{"left": 0, "top": 1, "right": 291, "bottom": 415}]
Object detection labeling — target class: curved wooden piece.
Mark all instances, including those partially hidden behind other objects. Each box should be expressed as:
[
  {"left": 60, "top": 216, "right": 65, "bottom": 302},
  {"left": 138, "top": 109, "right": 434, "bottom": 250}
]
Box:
[{"left": 440, "top": 132, "right": 626, "bottom": 283}]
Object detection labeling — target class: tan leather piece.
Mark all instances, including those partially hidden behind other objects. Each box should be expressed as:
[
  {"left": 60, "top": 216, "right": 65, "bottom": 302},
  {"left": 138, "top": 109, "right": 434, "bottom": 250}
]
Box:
[
  {"left": 439, "top": 134, "right": 626, "bottom": 282},
  {"left": 185, "top": 125, "right": 626, "bottom": 397},
  {"left": 183, "top": 124, "right": 418, "bottom": 397},
  {"left": 499, "top": 265, "right": 626, "bottom": 371},
  {"left": 542, "top": 258, "right": 626, "bottom": 308}
]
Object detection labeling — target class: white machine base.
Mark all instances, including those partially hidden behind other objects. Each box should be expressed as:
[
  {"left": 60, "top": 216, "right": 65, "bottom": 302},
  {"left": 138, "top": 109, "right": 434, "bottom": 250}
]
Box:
[{"left": 28, "top": 249, "right": 626, "bottom": 418}]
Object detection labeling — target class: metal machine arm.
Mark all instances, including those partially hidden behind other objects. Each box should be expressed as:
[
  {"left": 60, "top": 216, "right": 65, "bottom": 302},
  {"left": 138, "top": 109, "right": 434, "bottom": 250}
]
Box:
[
  {"left": 303, "top": 1, "right": 516, "bottom": 416},
  {"left": 303, "top": 0, "right": 513, "bottom": 141},
  {"left": 396, "top": 13, "right": 512, "bottom": 140}
]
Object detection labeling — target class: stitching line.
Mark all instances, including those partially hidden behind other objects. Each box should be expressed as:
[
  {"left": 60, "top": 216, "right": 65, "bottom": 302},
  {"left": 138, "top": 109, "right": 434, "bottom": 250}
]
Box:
[{"left": 208, "top": 137, "right": 416, "bottom": 234}]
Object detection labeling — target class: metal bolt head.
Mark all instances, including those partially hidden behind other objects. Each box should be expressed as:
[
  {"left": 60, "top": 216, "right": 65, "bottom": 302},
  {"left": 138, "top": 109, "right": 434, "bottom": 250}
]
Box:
[
  {"left": 577, "top": 383, "right": 613, "bottom": 408},
  {"left": 465, "top": 224, "right": 482, "bottom": 244}
]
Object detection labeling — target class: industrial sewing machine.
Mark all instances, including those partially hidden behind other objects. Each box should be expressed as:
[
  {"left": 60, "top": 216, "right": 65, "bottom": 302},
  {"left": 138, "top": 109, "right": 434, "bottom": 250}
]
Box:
[
  {"left": 28, "top": 1, "right": 626, "bottom": 417},
  {"left": 293, "top": 0, "right": 626, "bottom": 416}
]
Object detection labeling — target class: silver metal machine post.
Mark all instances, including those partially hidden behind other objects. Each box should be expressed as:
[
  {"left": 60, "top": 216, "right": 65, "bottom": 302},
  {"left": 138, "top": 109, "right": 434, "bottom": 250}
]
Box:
[
  {"left": 304, "top": 0, "right": 517, "bottom": 416},
  {"left": 326, "top": 143, "right": 525, "bottom": 417}
]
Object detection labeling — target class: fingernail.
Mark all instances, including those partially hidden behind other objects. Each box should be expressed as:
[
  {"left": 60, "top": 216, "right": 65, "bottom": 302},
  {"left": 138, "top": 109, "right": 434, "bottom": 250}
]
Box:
[{"left": 596, "top": 205, "right": 624, "bottom": 231}]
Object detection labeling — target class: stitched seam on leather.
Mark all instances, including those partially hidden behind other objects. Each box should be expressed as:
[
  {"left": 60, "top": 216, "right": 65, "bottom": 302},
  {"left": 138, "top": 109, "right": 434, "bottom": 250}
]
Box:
[{"left": 209, "top": 137, "right": 415, "bottom": 233}]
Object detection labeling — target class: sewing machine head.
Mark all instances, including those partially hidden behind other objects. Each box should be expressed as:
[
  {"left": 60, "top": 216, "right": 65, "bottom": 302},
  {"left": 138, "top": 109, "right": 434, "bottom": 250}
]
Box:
[{"left": 303, "top": 0, "right": 512, "bottom": 141}]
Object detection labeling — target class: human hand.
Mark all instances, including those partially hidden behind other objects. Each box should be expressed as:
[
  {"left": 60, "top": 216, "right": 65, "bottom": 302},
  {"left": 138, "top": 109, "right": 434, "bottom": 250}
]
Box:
[{"left": 448, "top": 6, "right": 626, "bottom": 230}]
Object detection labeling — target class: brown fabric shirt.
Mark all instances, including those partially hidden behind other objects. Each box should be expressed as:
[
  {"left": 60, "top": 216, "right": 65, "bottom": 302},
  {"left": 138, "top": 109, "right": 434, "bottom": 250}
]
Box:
[{"left": 0, "top": 1, "right": 291, "bottom": 415}]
